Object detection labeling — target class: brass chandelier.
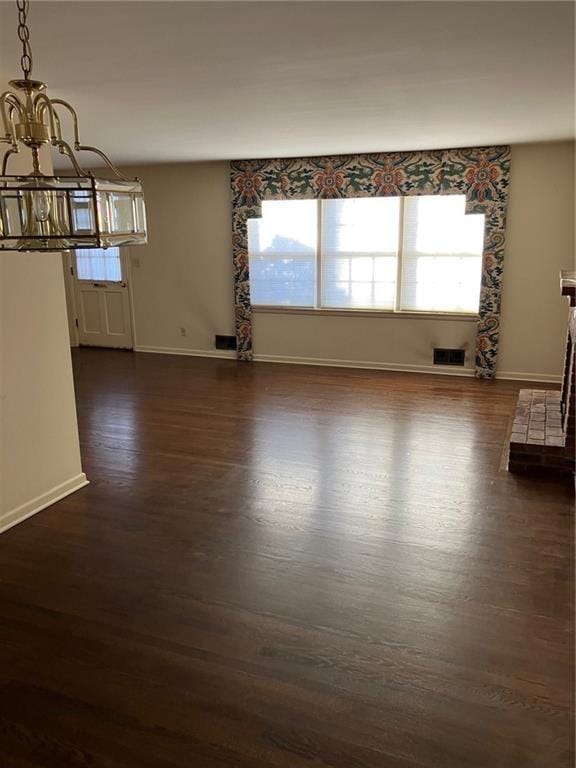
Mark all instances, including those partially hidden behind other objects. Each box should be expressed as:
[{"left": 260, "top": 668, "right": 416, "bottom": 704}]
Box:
[{"left": 0, "top": 0, "right": 147, "bottom": 251}]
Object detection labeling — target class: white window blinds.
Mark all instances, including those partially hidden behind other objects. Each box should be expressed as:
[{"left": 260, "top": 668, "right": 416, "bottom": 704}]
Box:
[
  {"left": 247, "top": 200, "right": 317, "bottom": 306},
  {"left": 321, "top": 198, "right": 400, "bottom": 310},
  {"left": 400, "top": 196, "right": 484, "bottom": 313},
  {"left": 247, "top": 195, "right": 485, "bottom": 314}
]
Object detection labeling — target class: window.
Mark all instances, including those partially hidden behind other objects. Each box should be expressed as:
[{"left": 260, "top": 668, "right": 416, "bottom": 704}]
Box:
[
  {"left": 75, "top": 247, "right": 122, "bottom": 282},
  {"left": 322, "top": 198, "right": 400, "bottom": 310},
  {"left": 247, "top": 200, "right": 316, "bottom": 306},
  {"left": 248, "top": 196, "right": 485, "bottom": 314},
  {"left": 400, "top": 196, "right": 484, "bottom": 313}
]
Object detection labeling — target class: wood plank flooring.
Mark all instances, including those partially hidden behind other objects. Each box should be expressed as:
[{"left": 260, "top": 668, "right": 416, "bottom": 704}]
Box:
[{"left": 0, "top": 348, "right": 573, "bottom": 768}]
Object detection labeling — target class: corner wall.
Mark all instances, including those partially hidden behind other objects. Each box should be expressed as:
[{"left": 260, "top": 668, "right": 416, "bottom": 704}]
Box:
[{"left": 119, "top": 141, "right": 575, "bottom": 381}]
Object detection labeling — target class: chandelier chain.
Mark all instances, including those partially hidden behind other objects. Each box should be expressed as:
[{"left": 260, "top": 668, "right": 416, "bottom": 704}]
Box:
[{"left": 16, "top": 0, "right": 33, "bottom": 80}]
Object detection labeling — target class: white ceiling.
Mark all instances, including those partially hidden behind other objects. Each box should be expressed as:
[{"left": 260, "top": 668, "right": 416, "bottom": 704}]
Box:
[{"left": 0, "top": 1, "right": 574, "bottom": 167}]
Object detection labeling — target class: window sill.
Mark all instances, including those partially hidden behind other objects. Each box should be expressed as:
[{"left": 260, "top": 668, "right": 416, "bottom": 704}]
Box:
[{"left": 252, "top": 306, "right": 479, "bottom": 322}]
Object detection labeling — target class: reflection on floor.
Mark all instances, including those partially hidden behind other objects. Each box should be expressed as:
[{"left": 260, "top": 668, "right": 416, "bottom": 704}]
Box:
[{"left": 0, "top": 348, "right": 573, "bottom": 768}]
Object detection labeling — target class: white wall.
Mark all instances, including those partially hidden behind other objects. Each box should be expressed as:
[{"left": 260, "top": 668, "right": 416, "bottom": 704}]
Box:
[
  {"left": 0, "top": 149, "right": 87, "bottom": 533},
  {"left": 114, "top": 141, "right": 574, "bottom": 381}
]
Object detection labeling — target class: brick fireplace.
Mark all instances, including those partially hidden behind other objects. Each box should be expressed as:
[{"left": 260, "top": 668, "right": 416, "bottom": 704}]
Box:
[{"left": 508, "top": 272, "right": 575, "bottom": 477}]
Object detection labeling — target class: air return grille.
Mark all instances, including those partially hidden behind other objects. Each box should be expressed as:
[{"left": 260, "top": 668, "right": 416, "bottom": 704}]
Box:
[
  {"left": 433, "top": 348, "right": 466, "bottom": 366},
  {"left": 215, "top": 335, "right": 237, "bottom": 351}
]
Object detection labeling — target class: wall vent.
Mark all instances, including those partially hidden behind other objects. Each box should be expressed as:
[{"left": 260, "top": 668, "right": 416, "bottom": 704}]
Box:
[
  {"left": 215, "top": 334, "right": 237, "bottom": 351},
  {"left": 433, "top": 348, "right": 466, "bottom": 366}
]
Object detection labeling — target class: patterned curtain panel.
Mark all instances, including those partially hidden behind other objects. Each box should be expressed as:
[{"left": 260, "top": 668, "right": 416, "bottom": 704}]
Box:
[{"left": 230, "top": 146, "right": 511, "bottom": 378}]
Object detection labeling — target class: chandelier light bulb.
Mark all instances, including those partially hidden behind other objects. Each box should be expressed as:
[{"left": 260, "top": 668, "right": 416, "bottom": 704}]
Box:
[{"left": 31, "top": 190, "right": 51, "bottom": 222}]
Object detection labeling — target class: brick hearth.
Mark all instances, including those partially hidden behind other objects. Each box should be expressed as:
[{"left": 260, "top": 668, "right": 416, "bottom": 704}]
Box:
[
  {"left": 507, "top": 272, "right": 575, "bottom": 478},
  {"left": 509, "top": 390, "right": 573, "bottom": 475}
]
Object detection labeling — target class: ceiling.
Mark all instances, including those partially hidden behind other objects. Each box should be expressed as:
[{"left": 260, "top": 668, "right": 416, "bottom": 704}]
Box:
[{"left": 0, "top": 1, "right": 574, "bottom": 167}]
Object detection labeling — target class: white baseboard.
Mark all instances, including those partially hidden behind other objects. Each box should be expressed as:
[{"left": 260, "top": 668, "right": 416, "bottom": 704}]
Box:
[
  {"left": 134, "top": 345, "right": 236, "bottom": 360},
  {"left": 133, "top": 346, "right": 562, "bottom": 384},
  {"left": 253, "top": 353, "right": 476, "bottom": 377},
  {"left": 253, "top": 354, "right": 563, "bottom": 383},
  {"left": 0, "top": 473, "right": 89, "bottom": 535},
  {"left": 495, "top": 370, "right": 562, "bottom": 384}
]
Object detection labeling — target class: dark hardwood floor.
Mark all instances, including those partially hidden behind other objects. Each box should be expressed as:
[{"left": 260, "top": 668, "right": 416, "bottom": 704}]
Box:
[{"left": 0, "top": 348, "right": 573, "bottom": 768}]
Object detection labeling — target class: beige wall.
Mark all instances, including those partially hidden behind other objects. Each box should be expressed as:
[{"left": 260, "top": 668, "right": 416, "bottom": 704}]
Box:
[
  {"left": 124, "top": 162, "right": 236, "bottom": 355},
  {"left": 118, "top": 141, "right": 574, "bottom": 381},
  {"left": 0, "top": 148, "right": 86, "bottom": 533},
  {"left": 499, "top": 142, "right": 575, "bottom": 377}
]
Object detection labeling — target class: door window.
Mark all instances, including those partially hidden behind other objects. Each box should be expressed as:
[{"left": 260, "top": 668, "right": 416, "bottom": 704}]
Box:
[{"left": 75, "top": 247, "right": 122, "bottom": 282}]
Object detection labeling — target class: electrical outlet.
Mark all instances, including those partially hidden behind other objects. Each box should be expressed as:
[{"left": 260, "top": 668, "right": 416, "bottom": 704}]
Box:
[{"left": 179, "top": 327, "right": 187, "bottom": 337}]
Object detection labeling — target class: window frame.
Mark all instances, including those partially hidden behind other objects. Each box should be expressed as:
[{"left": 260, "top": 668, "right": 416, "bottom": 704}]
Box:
[{"left": 250, "top": 196, "right": 482, "bottom": 319}]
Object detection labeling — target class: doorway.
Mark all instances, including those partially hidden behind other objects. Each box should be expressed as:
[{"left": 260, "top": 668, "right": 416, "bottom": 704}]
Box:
[{"left": 69, "top": 248, "right": 134, "bottom": 349}]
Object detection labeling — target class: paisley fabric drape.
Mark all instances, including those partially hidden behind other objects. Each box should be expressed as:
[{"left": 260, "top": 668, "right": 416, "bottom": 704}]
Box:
[{"left": 230, "top": 145, "right": 510, "bottom": 378}]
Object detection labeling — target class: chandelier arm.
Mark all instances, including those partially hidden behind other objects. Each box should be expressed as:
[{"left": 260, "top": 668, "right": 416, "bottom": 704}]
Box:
[
  {"left": 0, "top": 92, "right": 23, "bottom": 141},
  {"left": 1, "top": 92, "right": 24, "bottom": 113},
  {"left": 5, "top": 104, "right": 20, "bottom": 146},
  {"left": 49, "top": 98, "right": 129, "bottom": 181},
  {"left": 1, "top": 146, "right": 20, "bottom": 175},
  {"left": 50, "top": 105, "right": 64, "bottom": 143},
  {"left": 75, "top": 144, "right": 130, "bottom": 181},
  {"left": 49, "top": 98, "right": 80, "bottom": 146},
  {"left": 33, "top": 93, "right": 58, "bottom": 141},
  {"left": 52, "top": 138, "right": 90, "bottom": 177}
]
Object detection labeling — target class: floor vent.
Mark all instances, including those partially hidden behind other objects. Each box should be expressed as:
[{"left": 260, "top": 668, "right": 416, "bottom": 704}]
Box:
[
  {"left": 433, "top": 348, "right": 466, "bottom": 366},
  {"left": 215, "top": 335, "right": 237, "bottom": 351}
]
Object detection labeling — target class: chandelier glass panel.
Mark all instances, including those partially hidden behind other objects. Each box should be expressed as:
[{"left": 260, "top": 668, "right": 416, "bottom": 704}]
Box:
[{"left": 0, "top": 0, "right": 147, "bottom": 251}]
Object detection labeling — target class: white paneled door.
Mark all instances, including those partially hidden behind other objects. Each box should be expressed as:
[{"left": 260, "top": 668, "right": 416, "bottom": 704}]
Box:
[{"left": 73, "top": 248, "right": 133, "bottom": 349}]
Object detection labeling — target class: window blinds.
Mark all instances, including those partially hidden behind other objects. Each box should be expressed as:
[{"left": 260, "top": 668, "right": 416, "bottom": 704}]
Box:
[
  {"left": 321, "top": 198, "right": 400, "bottom": 310},
  {"left": 400, "top": 196, "right": 484, "bottom": 313},
  {"left": 247, "top": 194, "right": 485, "bottom": 314},
  {"left": 247, "top": 200, "right": 317, "bottom": 306}
]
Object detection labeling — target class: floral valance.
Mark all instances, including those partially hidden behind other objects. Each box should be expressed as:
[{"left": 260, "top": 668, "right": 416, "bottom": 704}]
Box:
[{"left": 230, "top": 145, "right": 511, "bottom": 378}]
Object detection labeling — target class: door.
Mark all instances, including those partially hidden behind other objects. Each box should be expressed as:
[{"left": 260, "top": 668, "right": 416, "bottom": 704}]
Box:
[{"left": 72, "top": 247, "right": 133, "bottom": 349}]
